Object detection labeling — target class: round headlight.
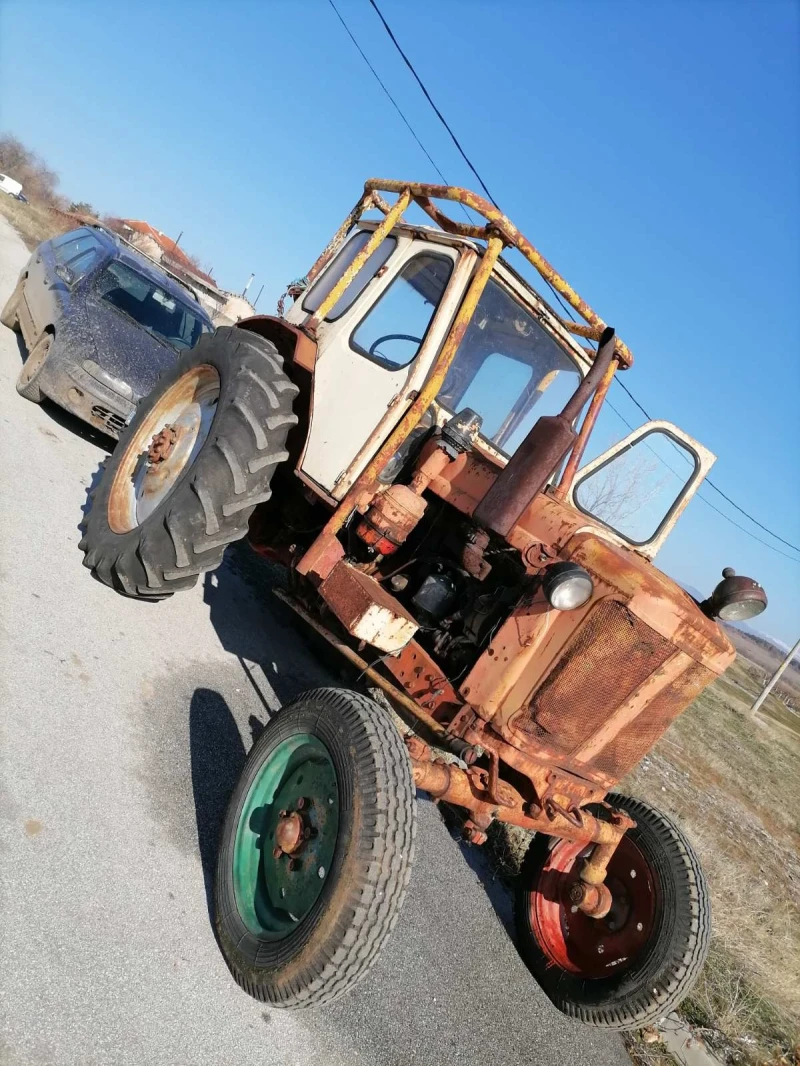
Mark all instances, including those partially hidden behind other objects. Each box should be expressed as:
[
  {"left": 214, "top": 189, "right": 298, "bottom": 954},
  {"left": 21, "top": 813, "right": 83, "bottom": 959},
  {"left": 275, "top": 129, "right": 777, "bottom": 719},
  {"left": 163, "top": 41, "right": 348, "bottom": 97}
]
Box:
[
  {"left": 704, "top": 567, "right": 767, "bottom": 622},
  {"left": 542, "top": 561, "right": 594, "bottom": 611}
]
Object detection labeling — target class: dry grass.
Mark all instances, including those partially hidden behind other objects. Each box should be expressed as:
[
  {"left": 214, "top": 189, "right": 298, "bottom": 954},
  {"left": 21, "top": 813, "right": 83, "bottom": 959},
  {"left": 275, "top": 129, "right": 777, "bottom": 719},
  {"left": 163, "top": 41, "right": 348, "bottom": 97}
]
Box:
[
  {"left": 624, "top": 1029, "right": 682, "bottom": 1066},
  {"left": 0, "top": 193, "right": 71, "bottom": 250},
  {"left": 621, "top": 665, "right": 800, "bottom": 1064}
]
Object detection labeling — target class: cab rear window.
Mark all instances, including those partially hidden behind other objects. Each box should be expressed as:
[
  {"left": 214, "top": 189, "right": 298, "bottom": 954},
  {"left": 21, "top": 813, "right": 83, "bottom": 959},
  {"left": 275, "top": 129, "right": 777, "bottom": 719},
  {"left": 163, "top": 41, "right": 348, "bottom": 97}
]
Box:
[{"left": 303, "top": 231, "right": 397, "bottom": 321}]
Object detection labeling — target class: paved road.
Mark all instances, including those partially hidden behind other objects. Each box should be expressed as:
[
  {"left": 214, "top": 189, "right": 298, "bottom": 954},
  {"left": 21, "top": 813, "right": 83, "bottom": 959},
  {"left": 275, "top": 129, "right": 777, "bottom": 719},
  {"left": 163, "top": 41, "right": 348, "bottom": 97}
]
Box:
[{"left": 0, "top": 213, "right": 629, "bottom": 1066}]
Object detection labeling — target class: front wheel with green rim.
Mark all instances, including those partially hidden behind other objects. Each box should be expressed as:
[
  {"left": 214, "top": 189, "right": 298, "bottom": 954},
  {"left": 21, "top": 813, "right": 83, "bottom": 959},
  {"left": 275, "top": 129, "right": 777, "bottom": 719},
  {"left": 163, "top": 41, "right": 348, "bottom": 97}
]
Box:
[{"left": 215, "top": 688, "right": 417, "bottom": 1008}]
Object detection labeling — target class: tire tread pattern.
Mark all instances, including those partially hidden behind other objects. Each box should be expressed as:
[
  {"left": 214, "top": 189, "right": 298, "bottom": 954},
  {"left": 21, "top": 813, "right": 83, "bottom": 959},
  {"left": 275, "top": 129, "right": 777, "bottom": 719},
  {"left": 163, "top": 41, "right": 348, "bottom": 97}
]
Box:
[
  {"left": 79, "top": 327, "right": 298, "bottom": 598},
  {"left": 215, "top": 688, "right": 416, "bottom": 1009},
  {"left": 515, "top": 793, "right": 711, "bottom": 1031}
]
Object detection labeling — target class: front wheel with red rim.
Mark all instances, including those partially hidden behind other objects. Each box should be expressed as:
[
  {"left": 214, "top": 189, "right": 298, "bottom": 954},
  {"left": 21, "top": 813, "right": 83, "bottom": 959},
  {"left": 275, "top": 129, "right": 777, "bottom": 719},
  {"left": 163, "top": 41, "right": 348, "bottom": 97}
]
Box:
[{"left": 515, "top": 794, "right": 711, "bottom": 1030}]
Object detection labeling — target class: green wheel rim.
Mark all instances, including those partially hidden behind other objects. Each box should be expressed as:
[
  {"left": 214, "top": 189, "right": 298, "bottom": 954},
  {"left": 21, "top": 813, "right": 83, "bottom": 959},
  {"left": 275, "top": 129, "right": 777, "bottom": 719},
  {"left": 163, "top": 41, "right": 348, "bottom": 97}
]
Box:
[{"left": 232, "top": 734, "right": 339, "bottom": 940}]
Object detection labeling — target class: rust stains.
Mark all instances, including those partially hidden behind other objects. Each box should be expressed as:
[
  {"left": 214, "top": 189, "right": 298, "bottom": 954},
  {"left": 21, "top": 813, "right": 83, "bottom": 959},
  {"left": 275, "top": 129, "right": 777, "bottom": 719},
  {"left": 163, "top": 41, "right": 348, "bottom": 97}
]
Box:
[{"left": 363, "top": 179, "right": 634, "bottom": 368}]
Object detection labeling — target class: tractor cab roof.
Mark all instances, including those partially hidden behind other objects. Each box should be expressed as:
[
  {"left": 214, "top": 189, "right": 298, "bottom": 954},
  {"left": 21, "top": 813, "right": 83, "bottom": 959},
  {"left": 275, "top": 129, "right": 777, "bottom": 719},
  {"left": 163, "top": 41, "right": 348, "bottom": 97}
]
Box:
[
  {"left": 351, "top": 181, "right": 633, "bottom": 370},
  {"left": 357, "top": 217, "right": 596, "bottom": 379}
]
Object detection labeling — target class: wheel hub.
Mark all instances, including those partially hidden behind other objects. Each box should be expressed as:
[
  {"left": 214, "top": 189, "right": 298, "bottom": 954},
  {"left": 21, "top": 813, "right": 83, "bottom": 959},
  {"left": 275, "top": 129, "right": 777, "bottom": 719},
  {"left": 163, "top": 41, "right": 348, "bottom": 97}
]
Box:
[
  {"left": 528, "top": 835, "right": 658, "bottom": 978},
  {"left": 232, "top": 735, "right": 340, "bottom": 939},
  {"left": 147, "top": 424, "right": 178, "bottom": 464},
  {"left": 273, "top": 809, "right": 306, "bottom": 855},
  {"left": 107, "top": 364, "right": 220, "bottom": 533}
]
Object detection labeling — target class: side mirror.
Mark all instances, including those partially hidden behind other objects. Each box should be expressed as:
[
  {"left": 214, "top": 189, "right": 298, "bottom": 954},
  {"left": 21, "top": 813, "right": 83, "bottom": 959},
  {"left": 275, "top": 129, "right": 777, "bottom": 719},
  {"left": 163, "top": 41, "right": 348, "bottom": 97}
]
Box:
[{"left": 54, "top": 263, "right": 75, "bottom": 285}]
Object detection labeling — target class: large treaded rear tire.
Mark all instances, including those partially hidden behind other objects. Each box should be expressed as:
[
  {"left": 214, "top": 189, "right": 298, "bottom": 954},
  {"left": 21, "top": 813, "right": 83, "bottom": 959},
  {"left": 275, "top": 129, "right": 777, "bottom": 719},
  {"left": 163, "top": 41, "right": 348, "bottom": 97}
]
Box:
[
  {"left": 215, "top": 688, "right": 417, "bottom": 1008},
  {"left": 516, "top": 794, "right": 711, "bottom": 1030},
  {"left": 79, "top": 326, "right": 298, "bottom": 598}
]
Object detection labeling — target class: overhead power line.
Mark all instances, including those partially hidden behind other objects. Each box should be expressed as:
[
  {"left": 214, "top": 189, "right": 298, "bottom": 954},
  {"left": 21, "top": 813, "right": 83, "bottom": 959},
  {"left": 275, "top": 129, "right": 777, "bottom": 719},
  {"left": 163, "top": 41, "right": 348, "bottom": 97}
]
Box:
[
  {"left": 327, "top": 0, "right": 451, "bottom": 190},
  {"left": 328, "top": 0, "right": 474, "bottom": 224},
  {"left": 368, "top": 0, "right": 501, "bottom": 206},
  {"left": 339, "top": 0, "right": 800, "bottom": 564},
  {"left": 610, "top": 376, "right": 800, "bottom": 554}
]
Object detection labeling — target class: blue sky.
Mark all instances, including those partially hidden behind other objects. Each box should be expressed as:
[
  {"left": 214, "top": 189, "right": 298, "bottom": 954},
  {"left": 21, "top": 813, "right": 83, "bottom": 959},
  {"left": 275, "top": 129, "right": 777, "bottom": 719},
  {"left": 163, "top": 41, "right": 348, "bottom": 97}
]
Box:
[{"left": 1, "top": 0, "right": 798, "bottom": 644}]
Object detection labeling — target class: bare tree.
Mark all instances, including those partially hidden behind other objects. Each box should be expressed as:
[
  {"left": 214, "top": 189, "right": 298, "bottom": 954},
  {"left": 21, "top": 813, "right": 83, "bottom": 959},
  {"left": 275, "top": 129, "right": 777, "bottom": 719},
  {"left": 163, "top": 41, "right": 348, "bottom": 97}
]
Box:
[
  {"left": 0, "top": 134, "right": 63, "bottom": 206},
  {"left": 576, "top": 450, "right": 673, "bottom": 529}
]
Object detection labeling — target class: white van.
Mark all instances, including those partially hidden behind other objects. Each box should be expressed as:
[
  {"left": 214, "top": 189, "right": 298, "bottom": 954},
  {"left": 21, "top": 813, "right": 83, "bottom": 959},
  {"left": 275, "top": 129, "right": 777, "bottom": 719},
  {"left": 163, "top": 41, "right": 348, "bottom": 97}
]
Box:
[{"left": 0, "top": 173, "right": 23, "bottom": 198}]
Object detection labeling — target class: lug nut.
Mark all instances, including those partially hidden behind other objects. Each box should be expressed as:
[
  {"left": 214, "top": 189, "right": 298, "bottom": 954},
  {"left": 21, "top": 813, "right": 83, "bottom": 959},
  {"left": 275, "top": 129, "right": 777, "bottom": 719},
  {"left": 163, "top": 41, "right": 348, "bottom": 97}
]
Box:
[
  {"left": 279, "top": 809, "right": 288, "bottom": 818},
  {"left": 296, "top": 798, "right": 306, "bottom": 810},
  {"left": 272, "top": 846, "right": 283, "bottom": 859},
  {"left": 303, "top": 827, "right": 311, "bottom": 839}
]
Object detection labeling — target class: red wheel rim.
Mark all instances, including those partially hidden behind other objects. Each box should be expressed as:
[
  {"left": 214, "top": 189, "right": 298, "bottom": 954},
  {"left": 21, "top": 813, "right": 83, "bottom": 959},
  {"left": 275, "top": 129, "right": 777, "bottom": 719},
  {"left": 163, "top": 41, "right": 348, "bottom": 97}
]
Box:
[{"left": 527, "top": 835, "right": 659, "bottom": 978}]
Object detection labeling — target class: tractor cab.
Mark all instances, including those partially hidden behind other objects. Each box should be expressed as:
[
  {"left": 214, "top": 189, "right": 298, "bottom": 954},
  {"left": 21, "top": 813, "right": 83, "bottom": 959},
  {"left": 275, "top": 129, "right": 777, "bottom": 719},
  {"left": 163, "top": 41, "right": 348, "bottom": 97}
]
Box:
[{"left": 283, "top": 197, "right": 710, "bottom": 562}]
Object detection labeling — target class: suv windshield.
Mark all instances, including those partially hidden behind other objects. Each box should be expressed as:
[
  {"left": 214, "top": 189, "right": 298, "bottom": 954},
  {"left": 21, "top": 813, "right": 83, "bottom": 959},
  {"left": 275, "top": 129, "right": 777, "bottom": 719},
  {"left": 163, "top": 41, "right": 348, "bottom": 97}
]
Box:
[
  {"left": 439, "top": 277, "right": 581, "bottom": 455},
  {"left": 94, "top": 261, "right": 206, "bottom": 350}
]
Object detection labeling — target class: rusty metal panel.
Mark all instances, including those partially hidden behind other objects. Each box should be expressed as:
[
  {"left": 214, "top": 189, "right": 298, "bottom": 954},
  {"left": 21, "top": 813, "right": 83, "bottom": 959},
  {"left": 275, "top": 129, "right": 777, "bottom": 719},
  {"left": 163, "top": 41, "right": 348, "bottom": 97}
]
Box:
[
  {"left": 319, "top": 561, "right": 418, "bottom": 653},
  {"left": 364, "top": 179, "right": 634, "bottom": 369},
  {"left": 383, "top": 639, "right": 462, "bottom": 721},
  {"left": 515, "top": 601, "right": 674, "bottom": 748},
  {"left": 590, "top": 662, "right": 714, "bottom": 780}
]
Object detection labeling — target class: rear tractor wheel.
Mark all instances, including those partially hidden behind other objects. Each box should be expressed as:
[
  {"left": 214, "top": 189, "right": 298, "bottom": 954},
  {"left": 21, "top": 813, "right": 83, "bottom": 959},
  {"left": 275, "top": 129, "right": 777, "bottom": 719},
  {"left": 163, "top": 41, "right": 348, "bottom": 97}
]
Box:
[
  {"left": 215, "top": 688, "right": 416, "bottom": 1007},
  {"left": 516, "top": 794, "right": 711, "bottom": 1030},
  {"left": 78, "top": 326, "right": 298, "bottom": 598}
]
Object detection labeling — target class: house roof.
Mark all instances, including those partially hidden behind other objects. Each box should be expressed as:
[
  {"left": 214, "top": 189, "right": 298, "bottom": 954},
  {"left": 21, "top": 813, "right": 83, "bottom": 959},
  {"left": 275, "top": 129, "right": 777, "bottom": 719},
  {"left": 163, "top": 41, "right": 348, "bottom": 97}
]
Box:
[{"left": 121, "top": 220, "right": 216, "bottom": 287}]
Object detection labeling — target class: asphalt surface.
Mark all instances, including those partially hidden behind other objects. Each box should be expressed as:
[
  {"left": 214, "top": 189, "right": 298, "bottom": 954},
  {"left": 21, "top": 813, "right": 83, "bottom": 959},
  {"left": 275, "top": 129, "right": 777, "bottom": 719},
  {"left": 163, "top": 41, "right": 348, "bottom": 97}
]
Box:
[{"left": 0, "top": 213, "right": 630, "bottom": 1066}]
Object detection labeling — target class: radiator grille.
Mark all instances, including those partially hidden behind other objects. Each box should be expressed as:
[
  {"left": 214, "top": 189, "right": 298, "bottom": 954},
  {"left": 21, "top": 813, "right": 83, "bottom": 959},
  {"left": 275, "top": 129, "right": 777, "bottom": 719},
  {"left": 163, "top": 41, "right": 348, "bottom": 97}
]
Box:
[
  {"left": 591, "top": 662, "right": 713, "bottom": 778},
  {"left": 516, "top": 600, "right": 674, "bottom": 749}
]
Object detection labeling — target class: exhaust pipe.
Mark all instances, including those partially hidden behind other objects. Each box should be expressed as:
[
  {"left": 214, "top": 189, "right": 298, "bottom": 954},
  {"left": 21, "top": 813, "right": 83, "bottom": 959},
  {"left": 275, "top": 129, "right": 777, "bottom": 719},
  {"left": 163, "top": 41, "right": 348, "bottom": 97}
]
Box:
[{"left": 473, "top": 327, "right": 617, "bottom": 537}]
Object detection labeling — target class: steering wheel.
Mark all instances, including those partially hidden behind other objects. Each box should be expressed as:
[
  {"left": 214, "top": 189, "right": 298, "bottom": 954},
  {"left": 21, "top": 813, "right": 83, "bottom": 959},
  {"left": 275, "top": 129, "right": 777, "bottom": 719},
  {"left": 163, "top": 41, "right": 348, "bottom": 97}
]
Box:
[{"left": 368, "top": 334, "right": 423, "bottom": 359}]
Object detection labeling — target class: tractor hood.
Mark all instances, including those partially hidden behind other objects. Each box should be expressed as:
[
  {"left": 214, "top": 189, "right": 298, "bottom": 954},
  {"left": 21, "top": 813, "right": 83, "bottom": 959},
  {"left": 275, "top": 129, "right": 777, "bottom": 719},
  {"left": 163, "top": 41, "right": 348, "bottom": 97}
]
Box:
[{"left": 564, "top": 531, "right": 735, "bottom": 673}]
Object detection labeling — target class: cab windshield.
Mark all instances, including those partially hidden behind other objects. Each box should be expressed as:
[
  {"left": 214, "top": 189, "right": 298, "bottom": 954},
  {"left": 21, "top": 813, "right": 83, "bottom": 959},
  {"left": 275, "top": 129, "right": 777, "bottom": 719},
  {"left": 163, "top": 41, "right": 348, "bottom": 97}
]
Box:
[{"left": 439, "top": 277, "right": 581, "bottom": 455}]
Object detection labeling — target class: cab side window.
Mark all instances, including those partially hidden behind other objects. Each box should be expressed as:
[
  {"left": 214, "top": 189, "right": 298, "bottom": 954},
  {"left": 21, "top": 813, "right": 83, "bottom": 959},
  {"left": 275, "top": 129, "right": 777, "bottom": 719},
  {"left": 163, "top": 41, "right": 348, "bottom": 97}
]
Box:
[
  {"left": 303, "top": 231, "right": 397, "bottom": 321},
  {"left": 351, "top": 254, "right": 453, "bottom": 370}
]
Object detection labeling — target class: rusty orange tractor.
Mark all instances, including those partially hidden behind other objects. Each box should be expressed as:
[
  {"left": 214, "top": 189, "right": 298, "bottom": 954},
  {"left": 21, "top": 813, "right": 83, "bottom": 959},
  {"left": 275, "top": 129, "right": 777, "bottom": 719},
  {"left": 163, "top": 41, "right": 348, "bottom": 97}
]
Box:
[{"left": 80, "top": 180, "right": 767, "bottom": 1028}]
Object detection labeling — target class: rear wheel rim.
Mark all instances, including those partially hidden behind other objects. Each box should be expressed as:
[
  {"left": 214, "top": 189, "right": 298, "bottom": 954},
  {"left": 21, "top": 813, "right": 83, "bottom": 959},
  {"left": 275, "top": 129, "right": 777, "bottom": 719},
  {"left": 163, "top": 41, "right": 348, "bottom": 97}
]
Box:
[
  {"left": 527, "top": 835, "right": 658, "bottom": 978},
  {"left": 232, "top": 735, "right": 339, "bottom": 940},
  {"left": 108, "top": 364, "right": 219, "bottom": 533},
  {"left": 19, "top": 335, "right": 51, "bottom": 386}
]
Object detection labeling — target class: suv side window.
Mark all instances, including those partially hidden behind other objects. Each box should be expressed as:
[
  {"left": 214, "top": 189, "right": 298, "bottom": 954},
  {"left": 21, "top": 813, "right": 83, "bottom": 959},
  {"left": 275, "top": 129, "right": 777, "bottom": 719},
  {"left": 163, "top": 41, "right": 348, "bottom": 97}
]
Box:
[{"left": 351, "top": 253, "right": 453, "bottom": 369}]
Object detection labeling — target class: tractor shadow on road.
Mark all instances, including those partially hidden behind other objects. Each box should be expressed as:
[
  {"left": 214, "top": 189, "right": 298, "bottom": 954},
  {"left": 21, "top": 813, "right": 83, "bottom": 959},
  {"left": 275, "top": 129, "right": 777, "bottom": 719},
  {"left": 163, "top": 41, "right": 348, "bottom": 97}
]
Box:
[
  {"left": 188, "top": 687, "right": 249, "bottom": 923},
  {"left": 197, "top": 541, "right": 520, "bottom": 943},
  {"left": 189, "top": 545, "right": 342, "bottom": 925}
]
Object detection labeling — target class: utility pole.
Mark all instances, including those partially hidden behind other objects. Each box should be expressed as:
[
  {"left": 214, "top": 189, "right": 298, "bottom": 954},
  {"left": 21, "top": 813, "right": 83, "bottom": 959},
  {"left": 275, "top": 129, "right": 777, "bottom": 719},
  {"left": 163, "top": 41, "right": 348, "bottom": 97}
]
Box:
[
  {"left": 241, "top": 273, "right": 255, "bottom": 298},
  {"left": 252, "top": 284, "right": 264, "bottom": 310},
  {"left": 750, "top": 636, "right": 800, "bottom": 717}
]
